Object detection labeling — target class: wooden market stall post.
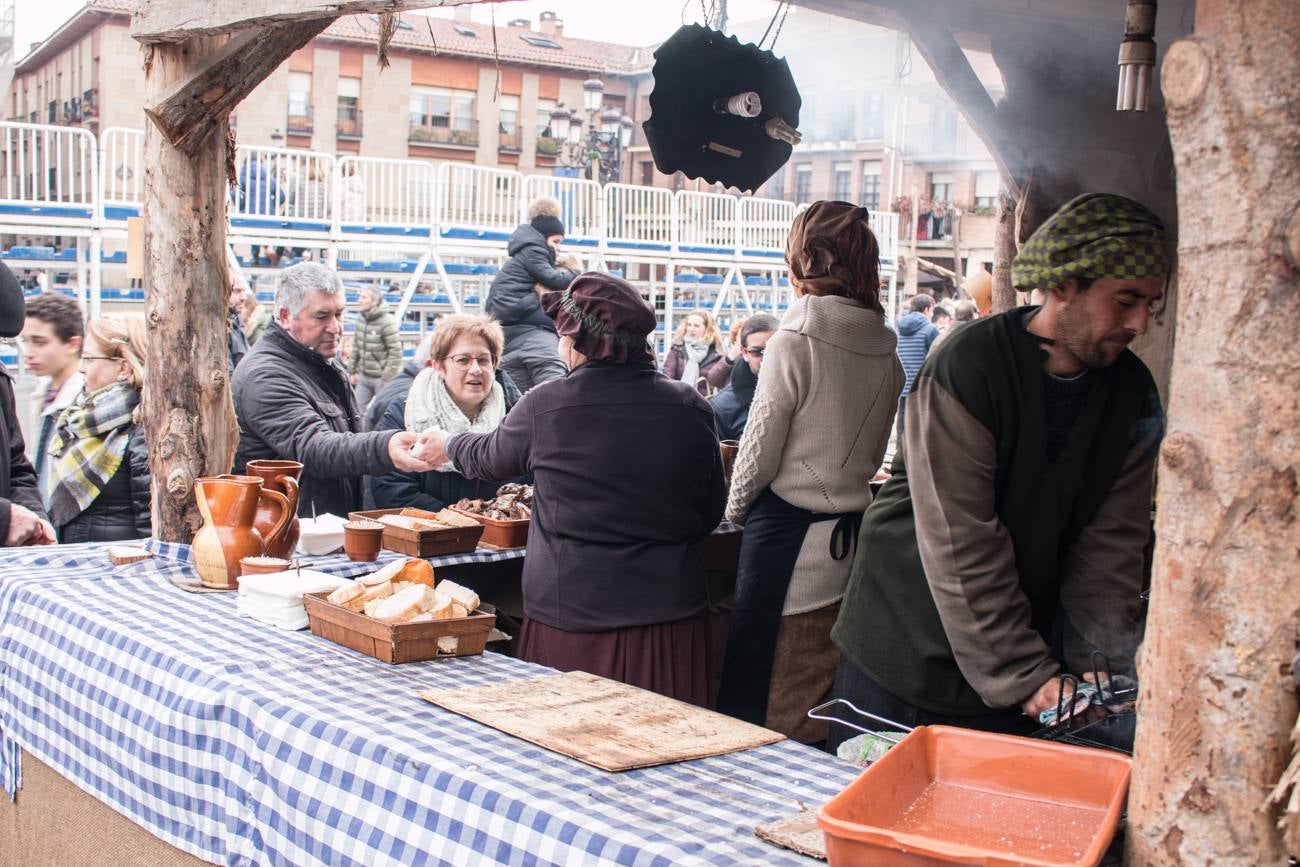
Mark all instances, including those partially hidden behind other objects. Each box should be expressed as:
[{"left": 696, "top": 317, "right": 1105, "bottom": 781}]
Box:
[
  {"left": 130, "top": 0, "right": 468, "bottom": 542},
  {"left": 1126, "top": 1, "right": 1300, "bottom": 861}
]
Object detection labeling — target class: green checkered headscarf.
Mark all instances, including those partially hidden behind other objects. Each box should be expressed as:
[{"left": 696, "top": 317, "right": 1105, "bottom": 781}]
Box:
[{"left": 1012, "top": 193, "right": 1167, "bottom": 290}]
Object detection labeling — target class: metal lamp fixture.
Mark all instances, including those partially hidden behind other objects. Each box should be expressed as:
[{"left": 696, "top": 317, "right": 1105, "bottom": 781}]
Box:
[
  {"left": 1117, "top": 0, "right": 1157, "bottom": 111},
  {"left": 549, "top": 107, "right": 572, "bottom": 143},
  {"left": 582, "top": 78, "right": 605, "bottom": 113}
]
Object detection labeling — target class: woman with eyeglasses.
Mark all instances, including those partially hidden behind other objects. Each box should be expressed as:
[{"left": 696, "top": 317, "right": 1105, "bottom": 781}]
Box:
[
  {"left": 370, "top": 314, "right": 523, "bottom": 511},
  {"left": 47, "top": 314, "right": 153, "bottom": 543},
  {"left": 716, "top": 201, "right": 904, "bottom": 743}
]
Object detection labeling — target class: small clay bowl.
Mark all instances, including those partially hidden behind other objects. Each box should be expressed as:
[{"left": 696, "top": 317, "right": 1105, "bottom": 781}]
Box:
[
  {"left": 240, "top": 555, "right": 292, "bottom": 576},
  {"left": 343, "top": 520, "right": 384, "bottom": 562}
]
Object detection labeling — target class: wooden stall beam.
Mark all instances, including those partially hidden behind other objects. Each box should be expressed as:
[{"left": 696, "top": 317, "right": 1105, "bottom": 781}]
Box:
[
  {"left": 895, "top": 7, "right": 1023, "bottom": 201},
  {"left": 145, "top": 19, "right": 331, "bottom": 156},
  {"left": 132, "top": 0, "right": 473, "bottom": 42}
]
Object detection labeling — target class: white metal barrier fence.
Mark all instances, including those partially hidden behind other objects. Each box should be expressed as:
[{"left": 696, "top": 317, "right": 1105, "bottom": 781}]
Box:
[
  {"left": 336, "top": 155, "right": 435, "bottom": 229},
  {"left": 521, "top": 174, "right": 601, "bottom": 246},
  {"left": 676, "top": 190, "right": 738, "bottom": 255},
  {"left": 232, "top": 145, "right": 334, "bottom": 224},
  {"left": 602, "top": 183, "right": 674, "bottom": 251},
  {"left": 0, "top": 122, "right": 901, "bottom": 264},
  {"left": 100, "top": 127, "right": 144, "bottom": 215},
  {"left": 0, "top": 121, "right": 98, "bottom": 229},
  {"left": 436, "top": 162, "right": 521, "bottom": 237}
]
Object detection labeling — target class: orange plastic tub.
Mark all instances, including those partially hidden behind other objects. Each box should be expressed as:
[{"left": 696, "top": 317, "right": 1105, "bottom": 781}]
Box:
[{"left": 817, "top": 726, "right": 1131, "bottom": 866}]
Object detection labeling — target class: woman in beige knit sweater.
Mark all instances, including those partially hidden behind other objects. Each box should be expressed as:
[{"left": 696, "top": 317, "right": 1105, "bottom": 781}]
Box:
[{"left": 717, "top": 201, "right": 904, "bottom": 743}]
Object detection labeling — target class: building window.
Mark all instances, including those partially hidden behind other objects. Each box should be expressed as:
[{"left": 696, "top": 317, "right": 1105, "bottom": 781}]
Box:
[
  {"left": 498, "top": 95, "right": 521, "bottom": 150},
  {"left": 861, "top": 161, "right": 882, "bottom": 210},
  {"left": 535, "top": 98, "right": 558, "bottom": 155},
  {"left": 862, "top": 92, "right": 884, "bottom": 139},
  {"left": 794, "top": 164, "right": 813, "bottom": 204},
  {"left": 930, "top": 172, "right": 956, "bottom": 205},
  {"left": 832, "top": 161, "right": 852, "bottom": 201},
  {"left": 287, "top": 71, "right": 312, "bottom": 133},
  {"left": 47, "top": 100, "right": 57, "bottom": 124},
  {"left": 337, "top": 77, "right": 361, "bottom": 137},
  {"left": 409, "top": 86, "right": 477, "bottom": 145},
  {"left": 974, "top": 171, "right": 1000, "bottom": 210}
]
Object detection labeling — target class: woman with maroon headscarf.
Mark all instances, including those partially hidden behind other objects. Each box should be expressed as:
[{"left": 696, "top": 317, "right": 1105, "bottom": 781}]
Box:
[{"left": 417, "top": 273, "right": 725, "bottom": 705}]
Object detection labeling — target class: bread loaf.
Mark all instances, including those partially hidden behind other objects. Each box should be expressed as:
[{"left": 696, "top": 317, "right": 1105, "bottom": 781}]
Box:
[
  {"left": 436, "top": 579, "right": 480, "bottom": 614},
  {"left": 358, "top": 559, "right": 404, "bottom": 586},
  {"left": 434, "top": 508, "right": 481, "bottom": 529},
  {"left": 368, "top": 584, "right": 435, "bottom": 623},
  {"left": 107, "top": 545, "right": 154, "bottom": 565},
  {"left": 326, "top": 581, "right": 367, "bottom": 611},
  {"left": 358, "top": 579, "right": 394, "bottom": 609},
  {"left": 425, "top": 591, "right": 456, "bottom": 620}
]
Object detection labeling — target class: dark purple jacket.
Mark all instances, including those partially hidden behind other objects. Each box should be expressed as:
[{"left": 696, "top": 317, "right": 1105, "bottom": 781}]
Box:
[{"left": 447, "top": 358, "right": 726, "bottom": 632}]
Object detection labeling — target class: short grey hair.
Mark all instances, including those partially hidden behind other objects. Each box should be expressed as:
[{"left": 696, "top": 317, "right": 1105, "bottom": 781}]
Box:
[
  {"left": 413, "top": 331, "right": 436, "bottom": 367},
  {"left": 276, "top": 262, "right": 343, "bottom": 317}
]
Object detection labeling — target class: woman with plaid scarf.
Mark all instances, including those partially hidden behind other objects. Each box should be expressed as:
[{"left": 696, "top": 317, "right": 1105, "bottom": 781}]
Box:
[{"left": 47, "top": 314, "right": 152, "bottom": 543}]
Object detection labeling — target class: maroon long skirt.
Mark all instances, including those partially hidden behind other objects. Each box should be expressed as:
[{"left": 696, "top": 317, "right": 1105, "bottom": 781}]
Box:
[{"left": 516, "top": 615, "right": 711, "bottom": 708}]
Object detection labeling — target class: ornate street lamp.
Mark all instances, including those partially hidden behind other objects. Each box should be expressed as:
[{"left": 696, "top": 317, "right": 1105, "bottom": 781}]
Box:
[{"left": 546, "top": 86, "right": 634, "bottom": 184}]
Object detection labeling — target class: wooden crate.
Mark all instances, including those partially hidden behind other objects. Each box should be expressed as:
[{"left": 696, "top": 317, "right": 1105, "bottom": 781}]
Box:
[
  {"left": 303, "top": 592, "right": 496, "bottom": 663},
  {"left": 348, "top": 508, "right": 484, "bottom": 557},
  {"left": 448, "top": 506, "right": 529, "bottom": 549}
]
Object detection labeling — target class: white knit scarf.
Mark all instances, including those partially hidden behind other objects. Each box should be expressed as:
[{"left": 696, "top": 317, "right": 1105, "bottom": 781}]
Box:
[
  {"left": 404, "top": 368, "right": 506, "bottom": 472},
  {"left": 682, "top": 338, "right": 711, "bottom": 389}
]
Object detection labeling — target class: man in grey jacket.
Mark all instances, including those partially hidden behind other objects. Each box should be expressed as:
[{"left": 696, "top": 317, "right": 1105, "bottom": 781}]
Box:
[{"left": 232, "top": 263, "right": 435, "bottom": 517}]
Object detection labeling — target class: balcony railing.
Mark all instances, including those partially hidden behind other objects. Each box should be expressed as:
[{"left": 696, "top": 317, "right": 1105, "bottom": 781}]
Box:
[
  {"left": 409, "top": 119, "right": 479, "bottom": 147},
  {"left": 498, "top": 127, "right": 521, "bottom": 152},
  {"left": 337, "top": 107, "right": 362, "bottom": 139},
  {"left": 287, "top": 106, "right": 313, "bottom": 135}
]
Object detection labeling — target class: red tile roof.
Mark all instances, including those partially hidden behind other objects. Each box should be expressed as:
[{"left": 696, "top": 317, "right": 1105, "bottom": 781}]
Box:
[
  {"left": 320, "top": 13, "right": 651, "bottom": 74},
  {"left": 19, "top": 4, "right": 652, "bottom": 77}
]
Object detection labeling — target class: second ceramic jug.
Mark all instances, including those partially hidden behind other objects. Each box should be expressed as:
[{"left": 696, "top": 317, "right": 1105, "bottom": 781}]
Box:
[{"left": 245, "top": 460, "right": 303, "bottom": 559}]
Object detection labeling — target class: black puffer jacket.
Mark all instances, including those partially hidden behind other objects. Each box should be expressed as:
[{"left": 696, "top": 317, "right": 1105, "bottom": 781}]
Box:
[
  {"left": 233, "top": 321, "right": 395, "bottom": 518},
  {"left": 485, "top": 225, "right": 577, "bottom": 345},
  {"left": 57, "top": 425, "right": 151, "bottom": 543}
]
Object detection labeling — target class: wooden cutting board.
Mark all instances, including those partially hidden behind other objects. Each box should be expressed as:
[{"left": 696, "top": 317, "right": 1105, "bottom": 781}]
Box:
[{"left": 418, "top": 670, "right": 784, "bottom": 771}]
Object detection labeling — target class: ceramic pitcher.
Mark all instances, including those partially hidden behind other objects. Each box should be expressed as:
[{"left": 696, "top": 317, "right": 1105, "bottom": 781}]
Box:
[
  {"left": 192, "top": 475, "right": 291, "bottom": 590},
  {"left": 245, "top": 460, "right": 303, "bottom": 559}
]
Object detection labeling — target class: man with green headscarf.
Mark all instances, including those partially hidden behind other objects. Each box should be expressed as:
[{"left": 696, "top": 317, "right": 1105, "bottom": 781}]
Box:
[{"left": 827, "top": 193, "right": 1167, "bottom": 743}]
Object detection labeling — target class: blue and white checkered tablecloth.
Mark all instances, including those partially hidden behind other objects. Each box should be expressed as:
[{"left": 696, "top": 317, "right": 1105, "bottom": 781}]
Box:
[{"left": 0, "top": 539, "right": 855, "bottom": 866}]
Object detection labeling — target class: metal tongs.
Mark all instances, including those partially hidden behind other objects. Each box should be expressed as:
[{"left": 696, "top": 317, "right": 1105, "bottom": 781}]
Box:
[
  {"left": 1033, "top": 651, "right": 1139, "bottom": 754},
  {"left": 807, "top": 698, "right": 914, "bottom": 745}
]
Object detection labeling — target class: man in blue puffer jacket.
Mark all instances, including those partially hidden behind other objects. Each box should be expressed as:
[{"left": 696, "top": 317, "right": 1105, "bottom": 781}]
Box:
[
  {"left": 895, "top": 293, "right": 940, "bottom": 438},
  {"left": 485, "top": 197, "right": 579, "bottom": 391}
]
